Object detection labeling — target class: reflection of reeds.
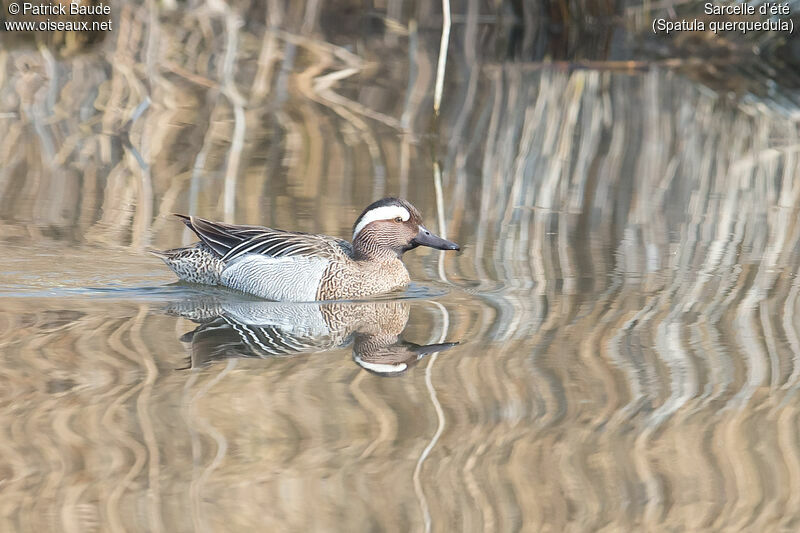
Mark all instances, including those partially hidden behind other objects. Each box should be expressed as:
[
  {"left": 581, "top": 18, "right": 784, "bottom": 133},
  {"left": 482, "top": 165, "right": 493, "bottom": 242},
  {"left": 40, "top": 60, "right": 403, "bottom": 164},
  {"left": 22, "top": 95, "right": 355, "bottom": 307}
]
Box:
[{"left": 2, "top": 0, "right": 800, "bottom": 531}]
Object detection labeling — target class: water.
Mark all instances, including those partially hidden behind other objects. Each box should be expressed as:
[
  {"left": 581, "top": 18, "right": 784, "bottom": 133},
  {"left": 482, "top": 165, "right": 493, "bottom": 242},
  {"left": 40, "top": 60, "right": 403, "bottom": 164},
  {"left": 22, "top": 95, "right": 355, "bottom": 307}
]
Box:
[{"left": 2, "top": 1, "right": 800, "bottom": 531}]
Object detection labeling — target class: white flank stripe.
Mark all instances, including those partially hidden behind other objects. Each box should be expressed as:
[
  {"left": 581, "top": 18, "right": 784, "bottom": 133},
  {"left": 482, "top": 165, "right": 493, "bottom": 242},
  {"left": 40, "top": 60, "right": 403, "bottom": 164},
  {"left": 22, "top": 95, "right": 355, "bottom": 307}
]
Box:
[{"left": 352, "top": 205, "right": 411, "bottom": 240}]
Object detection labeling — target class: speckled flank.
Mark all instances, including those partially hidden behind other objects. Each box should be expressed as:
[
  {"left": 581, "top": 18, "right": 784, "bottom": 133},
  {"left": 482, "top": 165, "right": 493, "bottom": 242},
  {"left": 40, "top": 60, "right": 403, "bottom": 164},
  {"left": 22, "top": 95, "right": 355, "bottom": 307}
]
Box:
[{"left": 154, "top": 243, "right": 223, "bottom": 284}]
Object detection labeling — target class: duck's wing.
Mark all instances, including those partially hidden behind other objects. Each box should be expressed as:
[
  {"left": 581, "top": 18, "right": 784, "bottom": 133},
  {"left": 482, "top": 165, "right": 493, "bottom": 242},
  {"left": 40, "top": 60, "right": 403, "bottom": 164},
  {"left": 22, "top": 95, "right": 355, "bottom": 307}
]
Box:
[{"left": 176, "top": 215, "right": 351, "bottom": 263}]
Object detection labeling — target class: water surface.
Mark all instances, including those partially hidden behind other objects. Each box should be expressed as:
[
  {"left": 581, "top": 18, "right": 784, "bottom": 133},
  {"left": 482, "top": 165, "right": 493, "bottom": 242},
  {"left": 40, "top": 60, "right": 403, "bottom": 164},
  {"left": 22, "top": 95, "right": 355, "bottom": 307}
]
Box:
[{"left": 1, "top": 1, "right": 800, "bottom": 531}]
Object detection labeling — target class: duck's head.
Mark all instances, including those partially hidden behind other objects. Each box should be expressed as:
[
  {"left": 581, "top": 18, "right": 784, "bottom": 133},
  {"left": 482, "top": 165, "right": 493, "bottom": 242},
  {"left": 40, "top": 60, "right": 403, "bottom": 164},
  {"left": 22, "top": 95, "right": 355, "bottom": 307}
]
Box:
[{"left": 351, "top": 197, "right": 460, "bottom": 259}]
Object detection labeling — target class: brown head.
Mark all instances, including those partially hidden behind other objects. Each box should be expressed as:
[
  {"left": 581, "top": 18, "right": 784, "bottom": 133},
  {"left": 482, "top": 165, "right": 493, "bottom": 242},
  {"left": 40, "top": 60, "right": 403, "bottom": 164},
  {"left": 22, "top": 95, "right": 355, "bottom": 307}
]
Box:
[{"left": 351, "top": 198, "right": 460, "bottom": 260}]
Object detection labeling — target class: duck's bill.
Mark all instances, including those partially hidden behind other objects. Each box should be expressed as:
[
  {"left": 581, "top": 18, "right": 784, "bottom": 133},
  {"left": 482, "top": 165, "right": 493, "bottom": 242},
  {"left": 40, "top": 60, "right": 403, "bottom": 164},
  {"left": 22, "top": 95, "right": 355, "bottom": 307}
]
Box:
[{"left": 413, "top": 226, "right": 460, "bottom": 251}]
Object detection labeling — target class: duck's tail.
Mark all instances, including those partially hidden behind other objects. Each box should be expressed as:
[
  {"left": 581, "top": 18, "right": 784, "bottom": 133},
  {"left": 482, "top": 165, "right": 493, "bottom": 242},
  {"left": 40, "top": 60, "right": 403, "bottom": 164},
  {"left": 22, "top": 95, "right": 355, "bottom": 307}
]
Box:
[
  {"left": 149, "top": 243, "right": 223, "bottom": 285},
  {"left": 146, "top": 247, "right": 172, "bottom": 259}
]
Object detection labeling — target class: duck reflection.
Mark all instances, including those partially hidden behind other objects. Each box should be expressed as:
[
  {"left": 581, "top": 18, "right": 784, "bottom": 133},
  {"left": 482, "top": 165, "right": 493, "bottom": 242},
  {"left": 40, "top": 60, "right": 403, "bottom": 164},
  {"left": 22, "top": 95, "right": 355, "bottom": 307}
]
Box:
[{"left": 167, "top": 296, "right": 457, "bottom": 376}]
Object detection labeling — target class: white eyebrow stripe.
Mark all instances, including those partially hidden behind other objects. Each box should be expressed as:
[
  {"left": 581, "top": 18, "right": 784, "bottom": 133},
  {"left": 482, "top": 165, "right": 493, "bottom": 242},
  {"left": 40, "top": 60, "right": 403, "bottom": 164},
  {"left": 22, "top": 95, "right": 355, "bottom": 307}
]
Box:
[{"left": 352, "top": 205, "right": 411, "bottom": 240}]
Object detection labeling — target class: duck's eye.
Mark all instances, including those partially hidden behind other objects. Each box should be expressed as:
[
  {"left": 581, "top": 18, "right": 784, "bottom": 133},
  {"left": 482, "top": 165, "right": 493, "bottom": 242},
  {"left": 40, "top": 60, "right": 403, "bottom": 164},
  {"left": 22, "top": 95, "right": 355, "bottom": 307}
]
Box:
[{"left": 394, "top": 217, "right": 403, "bottom": 223}]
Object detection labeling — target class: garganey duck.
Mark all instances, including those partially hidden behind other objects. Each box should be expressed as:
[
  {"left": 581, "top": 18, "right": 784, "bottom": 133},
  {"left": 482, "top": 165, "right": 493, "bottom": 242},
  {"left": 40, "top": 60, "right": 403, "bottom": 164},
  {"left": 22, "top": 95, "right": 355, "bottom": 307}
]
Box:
[{"left": 153, "top": 198, "right": 460, "bottom": 302}]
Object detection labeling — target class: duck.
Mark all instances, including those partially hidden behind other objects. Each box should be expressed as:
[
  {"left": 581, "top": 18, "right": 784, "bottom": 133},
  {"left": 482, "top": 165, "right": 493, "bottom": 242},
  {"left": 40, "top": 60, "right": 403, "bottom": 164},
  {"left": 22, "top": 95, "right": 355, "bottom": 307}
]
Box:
[{"left": 152, "top": 197, "right": 460, "bottom": 302}]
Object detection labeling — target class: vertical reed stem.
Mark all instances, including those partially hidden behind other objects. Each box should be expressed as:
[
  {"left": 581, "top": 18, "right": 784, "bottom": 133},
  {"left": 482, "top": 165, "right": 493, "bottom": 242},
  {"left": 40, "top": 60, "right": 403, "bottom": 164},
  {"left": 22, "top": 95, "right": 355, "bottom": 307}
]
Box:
[{"left": 433, "top": 0, "right": 451, "bottom": 115}]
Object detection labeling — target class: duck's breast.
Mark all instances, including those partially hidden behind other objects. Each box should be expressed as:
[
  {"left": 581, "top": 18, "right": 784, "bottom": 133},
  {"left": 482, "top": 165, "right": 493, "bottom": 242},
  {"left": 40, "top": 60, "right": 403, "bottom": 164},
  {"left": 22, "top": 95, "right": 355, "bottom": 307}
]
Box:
[
  {"left": 317, "top": 258, "right": 410, "bottom": 300},
  {"left": 220, "top": 254, "right": 329, "bottom": 302}
]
